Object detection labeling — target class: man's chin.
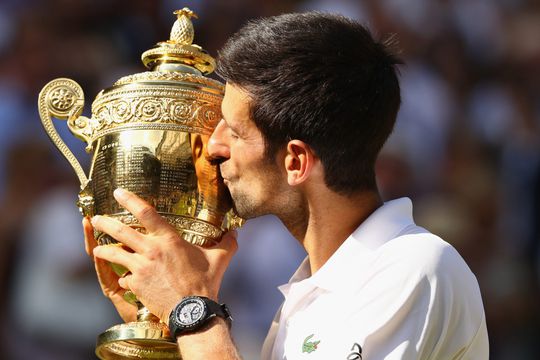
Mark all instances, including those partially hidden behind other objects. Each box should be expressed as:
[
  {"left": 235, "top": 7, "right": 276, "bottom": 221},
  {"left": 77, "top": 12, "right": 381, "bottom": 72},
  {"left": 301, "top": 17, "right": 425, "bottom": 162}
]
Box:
[
  {"left": 230, "top": 201, "right": 247, "bottom": 219},
  {"left": 232, "top": 205, "right": 271, "bottom": 220},
  {"left": 231, "top": 202, "right": 247, "bottom": 219},
  {"left": 230, "top": 197, "right": 259, "bottom": 220}
]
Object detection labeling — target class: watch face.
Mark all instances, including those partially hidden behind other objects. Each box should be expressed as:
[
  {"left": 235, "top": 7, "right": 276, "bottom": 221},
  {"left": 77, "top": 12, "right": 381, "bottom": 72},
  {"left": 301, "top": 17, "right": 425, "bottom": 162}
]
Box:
[{"left": 177, "top": 297, "right": 206, "bottom": 326}]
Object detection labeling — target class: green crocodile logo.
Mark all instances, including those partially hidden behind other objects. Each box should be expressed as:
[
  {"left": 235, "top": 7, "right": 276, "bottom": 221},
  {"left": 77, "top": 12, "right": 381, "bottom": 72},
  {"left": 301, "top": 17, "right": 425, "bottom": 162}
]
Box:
[{"left": 302, "top": 334, "right": 321, "bottom": 353}]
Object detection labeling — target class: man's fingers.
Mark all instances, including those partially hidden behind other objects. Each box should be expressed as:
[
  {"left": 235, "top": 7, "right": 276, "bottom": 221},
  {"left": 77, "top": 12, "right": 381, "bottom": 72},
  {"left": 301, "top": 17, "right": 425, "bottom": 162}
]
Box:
[
  {"left": 219, "top": 230, "right": 239, "bottom": 253},
  {"left": 83, "top": 217, "right": 96, "bottom": 257},
  {"left": 93, "top": 244, "right": 139, "bottom": 272},
  {"left": 113, "top": 188, "right": 168, "bottom": 234},
  {"left": 118, "top": 274, "right": 132, "bottom": 290},
  {"left": 91, "top": 215, "right": 146, "bottom": 252},
  {"left": 94, "top": 256, "right": 121, "bottom": 296},
  {"left": 207, "top": 230, "right": 238, "bottom": 265}
]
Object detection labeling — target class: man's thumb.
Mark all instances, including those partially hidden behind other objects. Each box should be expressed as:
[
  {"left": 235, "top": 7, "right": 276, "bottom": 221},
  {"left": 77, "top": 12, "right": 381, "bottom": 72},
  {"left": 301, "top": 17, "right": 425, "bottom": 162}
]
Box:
[{"left": 208, "top": 229, "right": 238, "bottom": 263}]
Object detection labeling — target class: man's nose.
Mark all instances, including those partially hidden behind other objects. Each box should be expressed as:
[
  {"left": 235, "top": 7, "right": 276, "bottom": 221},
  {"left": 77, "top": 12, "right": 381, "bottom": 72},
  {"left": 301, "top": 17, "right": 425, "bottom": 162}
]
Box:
[{"left": 208, "top": 119, "right": 230, "bottom": 161}]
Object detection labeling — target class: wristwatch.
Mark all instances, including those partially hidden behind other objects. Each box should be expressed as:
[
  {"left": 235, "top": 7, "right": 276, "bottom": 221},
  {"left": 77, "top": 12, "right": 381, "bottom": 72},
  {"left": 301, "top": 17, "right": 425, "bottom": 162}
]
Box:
[{"left": 168, "top": 296, "right": 232, "bottom": 337}]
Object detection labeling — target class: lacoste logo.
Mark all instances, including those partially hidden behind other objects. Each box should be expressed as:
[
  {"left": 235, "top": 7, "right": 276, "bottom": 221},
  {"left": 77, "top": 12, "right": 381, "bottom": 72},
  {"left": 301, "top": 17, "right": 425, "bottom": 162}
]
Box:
[
  {"left": 302, "top": 334, "right": 321, "bottom": 353},
  {"left": 347, "top": 343, "right": 363, "bottom": 359}
]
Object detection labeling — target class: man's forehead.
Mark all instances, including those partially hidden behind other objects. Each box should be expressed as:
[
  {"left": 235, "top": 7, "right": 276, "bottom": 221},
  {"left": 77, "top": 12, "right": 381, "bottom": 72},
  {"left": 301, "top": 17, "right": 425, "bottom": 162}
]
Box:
[
  {"left": 224, "top": 82, "right": 251, "bottom": 99},
  {"left": 222, "top": 83, "right": 252, "bottom": 121}
]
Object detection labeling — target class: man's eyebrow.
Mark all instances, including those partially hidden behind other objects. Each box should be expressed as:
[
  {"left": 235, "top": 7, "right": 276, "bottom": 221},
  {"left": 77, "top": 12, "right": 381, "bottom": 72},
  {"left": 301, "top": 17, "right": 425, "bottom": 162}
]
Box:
[
  {"left": 222, "top": 115, "right": 240, "bottom": 133},
  {"left": 221, "top": 117, "right": 231, "bottom": 129},
  {"left": 221, "top": 114, "right": 229, "bottom": 125}
]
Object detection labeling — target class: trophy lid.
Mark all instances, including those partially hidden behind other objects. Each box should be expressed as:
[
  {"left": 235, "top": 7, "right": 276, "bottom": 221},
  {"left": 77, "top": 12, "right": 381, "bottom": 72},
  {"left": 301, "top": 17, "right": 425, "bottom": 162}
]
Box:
[
  {"left": 84, "top": 8, "right": 224, "bottom": 142},
  {"left": 141, "top": 8, "right": 215, "bottom": 75}
]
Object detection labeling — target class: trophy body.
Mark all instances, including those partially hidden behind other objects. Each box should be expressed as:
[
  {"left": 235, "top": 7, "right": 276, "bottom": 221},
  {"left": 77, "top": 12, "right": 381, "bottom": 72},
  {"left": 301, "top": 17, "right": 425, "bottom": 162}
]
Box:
[{"left": 38, "top": 9, "right": 240, "bottom": 359}]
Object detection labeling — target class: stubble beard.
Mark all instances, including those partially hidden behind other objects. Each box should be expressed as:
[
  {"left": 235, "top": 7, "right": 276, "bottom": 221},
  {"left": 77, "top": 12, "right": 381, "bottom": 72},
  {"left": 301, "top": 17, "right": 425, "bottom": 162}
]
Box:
[
  {"left": 228, "top": 170, "right": 280, "bottom": 220},
  {"left": 229, "top": 187, "right": 267, "bottom": 220},
  {"left": 224, "top": 155, "right": 283, "bottom": 219}
]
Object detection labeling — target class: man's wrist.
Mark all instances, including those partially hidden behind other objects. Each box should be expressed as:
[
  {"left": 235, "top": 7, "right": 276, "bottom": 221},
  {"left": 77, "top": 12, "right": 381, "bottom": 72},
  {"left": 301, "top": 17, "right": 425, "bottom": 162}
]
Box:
[
  {"left": 174, "top": 316, "right": 226, "bottom": 340},
  {"left": 175, "top": 316, "right": 240, "bottom": 359}
]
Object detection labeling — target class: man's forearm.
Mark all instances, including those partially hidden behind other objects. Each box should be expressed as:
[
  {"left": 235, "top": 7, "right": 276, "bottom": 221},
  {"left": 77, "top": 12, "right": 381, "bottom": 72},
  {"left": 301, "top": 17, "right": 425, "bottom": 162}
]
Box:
[{"left": 176, "top": 318, "right": 242, "bottom": 359}]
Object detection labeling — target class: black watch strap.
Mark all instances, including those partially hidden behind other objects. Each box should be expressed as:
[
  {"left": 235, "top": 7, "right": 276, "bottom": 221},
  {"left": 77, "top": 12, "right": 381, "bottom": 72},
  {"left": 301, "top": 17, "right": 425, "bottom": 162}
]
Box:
[{"left": 206, "top": 299, "right": 232, "bottom": 321}]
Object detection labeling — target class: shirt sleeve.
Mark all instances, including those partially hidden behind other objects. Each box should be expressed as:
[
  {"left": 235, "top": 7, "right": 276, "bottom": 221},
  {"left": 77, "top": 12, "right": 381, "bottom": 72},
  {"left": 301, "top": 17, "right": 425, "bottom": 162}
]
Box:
[{"left": 343, "top": 234, "right": 489, "bottom": 360}]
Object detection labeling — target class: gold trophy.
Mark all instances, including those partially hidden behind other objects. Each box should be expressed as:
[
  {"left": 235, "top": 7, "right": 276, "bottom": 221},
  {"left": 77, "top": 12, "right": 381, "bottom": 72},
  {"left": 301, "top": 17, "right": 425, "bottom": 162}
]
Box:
[{"left": 37, "top": 8, "right": 241, "bottom": 359}]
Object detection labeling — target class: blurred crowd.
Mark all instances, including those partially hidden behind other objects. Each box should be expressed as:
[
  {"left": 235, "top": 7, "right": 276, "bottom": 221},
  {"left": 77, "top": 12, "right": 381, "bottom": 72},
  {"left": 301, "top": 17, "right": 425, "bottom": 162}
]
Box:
[{"left": 0, "top": 0, "right": 538, "bottom": 359}]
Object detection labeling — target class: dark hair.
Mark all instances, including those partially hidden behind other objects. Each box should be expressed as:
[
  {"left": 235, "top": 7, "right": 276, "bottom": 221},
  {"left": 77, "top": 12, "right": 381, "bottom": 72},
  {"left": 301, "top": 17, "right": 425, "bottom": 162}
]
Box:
[{"left": 217, "top": 12, "right": 402, "bottom": 194}]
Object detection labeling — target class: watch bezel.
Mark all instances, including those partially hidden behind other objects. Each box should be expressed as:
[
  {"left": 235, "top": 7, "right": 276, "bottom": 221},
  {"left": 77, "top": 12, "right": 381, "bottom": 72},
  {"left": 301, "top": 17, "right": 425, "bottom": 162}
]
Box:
[{"left": 172, "top": 296, "right": 209, "bottom": 330}]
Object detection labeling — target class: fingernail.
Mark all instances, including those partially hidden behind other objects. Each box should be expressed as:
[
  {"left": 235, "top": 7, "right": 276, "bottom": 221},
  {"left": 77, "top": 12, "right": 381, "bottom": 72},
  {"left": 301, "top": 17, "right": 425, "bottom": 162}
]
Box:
[
  {"left": 91, "top": 215, "right": 100, "bottom": 226},
  {"left": 114, "top": 188, "right": 128, "bottom": 201},
  {"left": 93, "top": 246, "right": 101, "bottom": 256}
]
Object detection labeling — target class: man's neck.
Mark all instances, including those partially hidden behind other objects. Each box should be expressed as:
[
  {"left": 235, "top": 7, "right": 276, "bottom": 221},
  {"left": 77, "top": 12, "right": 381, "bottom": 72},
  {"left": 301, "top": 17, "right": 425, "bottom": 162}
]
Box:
[{"left": 282, "top": 188, "right": 382, "bottom": 275}]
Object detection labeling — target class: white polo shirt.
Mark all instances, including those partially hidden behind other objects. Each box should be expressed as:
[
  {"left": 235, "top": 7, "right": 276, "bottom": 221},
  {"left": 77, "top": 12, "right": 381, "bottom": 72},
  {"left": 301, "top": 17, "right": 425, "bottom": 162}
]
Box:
[{"left": 261, "top": 198, "right": 488, "bottom": 359}]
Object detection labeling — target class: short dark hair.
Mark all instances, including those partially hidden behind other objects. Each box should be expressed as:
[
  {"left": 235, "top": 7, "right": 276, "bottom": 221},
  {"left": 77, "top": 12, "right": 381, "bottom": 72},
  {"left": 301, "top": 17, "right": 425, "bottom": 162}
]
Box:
[{"left": 217, "top": 12, "right": 402, "bottom": 194}]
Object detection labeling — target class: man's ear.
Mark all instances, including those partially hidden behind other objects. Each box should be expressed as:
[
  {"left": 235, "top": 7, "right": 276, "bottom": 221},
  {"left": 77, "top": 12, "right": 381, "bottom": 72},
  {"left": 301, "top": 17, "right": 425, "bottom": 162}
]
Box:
[{"left": 284, "top": 140, "right": 316, "bottom": 186}]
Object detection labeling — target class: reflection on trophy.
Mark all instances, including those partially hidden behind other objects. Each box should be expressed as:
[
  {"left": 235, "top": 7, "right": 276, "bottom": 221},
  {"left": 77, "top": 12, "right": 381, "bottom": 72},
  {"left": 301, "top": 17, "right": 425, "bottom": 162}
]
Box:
[{"left": 37, "top": 8, "right": 242, "bottom": 360}]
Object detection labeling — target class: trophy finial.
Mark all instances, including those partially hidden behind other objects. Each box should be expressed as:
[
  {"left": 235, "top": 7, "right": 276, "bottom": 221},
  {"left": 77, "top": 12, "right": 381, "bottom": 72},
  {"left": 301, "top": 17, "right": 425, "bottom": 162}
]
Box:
[
  {"left": 141, "top": 6, "right": 215, "bottom": 74},
  {"left": 170, "top": 8, "right": 199, "bottom": 45},
  {"left": 173, "top": 7, "right": 198, "bottom": 20}
]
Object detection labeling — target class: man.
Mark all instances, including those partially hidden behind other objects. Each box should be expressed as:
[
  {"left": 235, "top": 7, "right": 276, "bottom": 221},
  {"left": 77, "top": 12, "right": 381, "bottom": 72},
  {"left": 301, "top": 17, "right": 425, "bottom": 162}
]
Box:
[{"left": 85, "top": 12, "right": 488, "bottom": 359}]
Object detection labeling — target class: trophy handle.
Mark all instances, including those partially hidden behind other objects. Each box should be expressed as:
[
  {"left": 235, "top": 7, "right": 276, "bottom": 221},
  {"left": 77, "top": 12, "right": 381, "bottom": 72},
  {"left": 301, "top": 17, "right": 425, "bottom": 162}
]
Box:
[{"left": 38, "top": 78, "right": 92, "bottom": 188}]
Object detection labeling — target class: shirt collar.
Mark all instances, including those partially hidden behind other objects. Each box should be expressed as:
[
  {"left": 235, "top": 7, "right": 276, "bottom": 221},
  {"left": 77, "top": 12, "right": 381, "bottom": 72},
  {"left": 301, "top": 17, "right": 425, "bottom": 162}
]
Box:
[
  {"left": 280, "top": 197, "right": 416, "bottom": 295},
  {"left": 278, "top": 256, "right": 310, "bottom": 297}
]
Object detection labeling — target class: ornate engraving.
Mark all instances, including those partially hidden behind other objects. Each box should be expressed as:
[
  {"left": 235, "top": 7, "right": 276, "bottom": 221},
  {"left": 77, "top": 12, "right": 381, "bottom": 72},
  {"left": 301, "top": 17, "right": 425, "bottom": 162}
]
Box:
[
  {"left": 170, "top": 99, "right": 192, "bottom": 119},
  {"left": 89, "top": 87, "right": 222, "bottom": 140},
  {"left": 226, "top": 213, "right": 245, "bottom": 230},
  {"left": 77, "top": 189, "right": 95, "bottom": 217},
  {"left": 95, "top": 213, "right": 222, "bottom": 248},
  {"left": 113, "top": 71, "right": 224, "bottom": 90},
  {"left": 102, "top": 342, "right": 178, "bottom": 359},
  {"left": 112, "top": 100, "right": 132, "bottom": 122},
  {"left": 38, "top": 78, "right": 89, "bottom": 187},
  {"left": 137, "top": 98, "right": 163, "bottom": 122},
  {"left": 50, "top": 86, "right": 76, "bottom": 112},
  {"left": 107, "top": 320, "right": 170, "bottom": 332},
  {"left": 195, "top": 103, "right": 220, "bottom": 129}
]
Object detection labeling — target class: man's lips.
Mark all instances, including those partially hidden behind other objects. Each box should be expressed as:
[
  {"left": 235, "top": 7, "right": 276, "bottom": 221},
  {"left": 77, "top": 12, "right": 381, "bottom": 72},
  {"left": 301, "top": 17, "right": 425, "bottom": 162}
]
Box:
[{"left": 219, "top": 165, "right": 230, "bottom": 183}]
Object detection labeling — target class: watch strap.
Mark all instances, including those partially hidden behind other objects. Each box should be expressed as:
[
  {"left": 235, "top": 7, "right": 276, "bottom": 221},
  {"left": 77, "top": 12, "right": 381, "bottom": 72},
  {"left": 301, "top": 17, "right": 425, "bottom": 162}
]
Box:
[{"left": 206, "top": 298, "right": 232, "bottom": 323}]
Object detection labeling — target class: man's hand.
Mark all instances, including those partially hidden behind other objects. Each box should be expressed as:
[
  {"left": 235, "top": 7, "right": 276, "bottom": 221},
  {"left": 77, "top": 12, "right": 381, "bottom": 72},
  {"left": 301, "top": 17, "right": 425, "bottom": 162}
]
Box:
[
  {"left": 90, "top": 188, "right": 238, "bottom": 323},
  {"left": 83, "top": 217, "right": 137, "bottom": 322}
]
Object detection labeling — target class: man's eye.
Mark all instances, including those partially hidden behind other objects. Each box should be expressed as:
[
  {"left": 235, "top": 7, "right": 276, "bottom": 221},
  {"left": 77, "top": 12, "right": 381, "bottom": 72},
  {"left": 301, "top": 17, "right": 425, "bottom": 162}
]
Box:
[{"left": 230, "top": 130, "right": 239, "bottom": 139}]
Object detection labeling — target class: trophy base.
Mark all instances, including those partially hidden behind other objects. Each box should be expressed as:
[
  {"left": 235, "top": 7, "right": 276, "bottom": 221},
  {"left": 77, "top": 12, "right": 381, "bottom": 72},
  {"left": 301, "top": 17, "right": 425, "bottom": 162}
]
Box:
[{"left": 95, "top": 321, "right": 180, "bottom": 359}]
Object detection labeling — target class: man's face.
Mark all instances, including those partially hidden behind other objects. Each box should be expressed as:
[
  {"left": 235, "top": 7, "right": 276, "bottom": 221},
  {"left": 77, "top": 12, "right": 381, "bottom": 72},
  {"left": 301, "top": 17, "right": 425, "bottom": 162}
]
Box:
[{"left": 207, "top": 83, "right": 284, "bottom": 219}]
